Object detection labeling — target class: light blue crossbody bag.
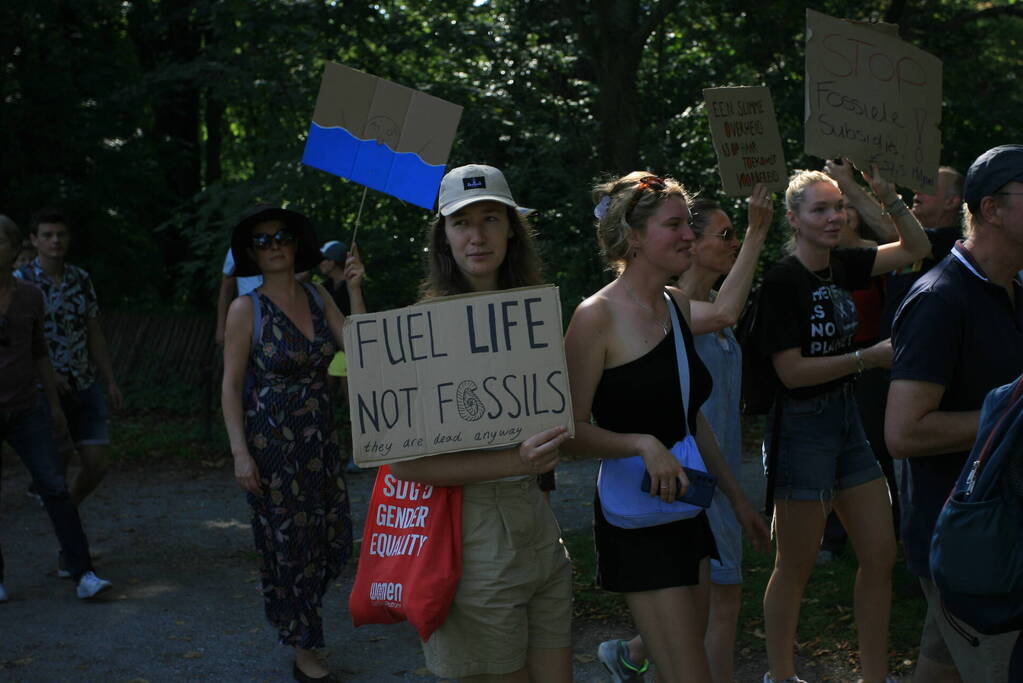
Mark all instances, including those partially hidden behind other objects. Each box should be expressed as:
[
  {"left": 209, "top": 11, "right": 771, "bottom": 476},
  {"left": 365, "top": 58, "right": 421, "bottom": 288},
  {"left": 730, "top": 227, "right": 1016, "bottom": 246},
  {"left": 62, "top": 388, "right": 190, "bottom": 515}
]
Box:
[{"left": 597, "top": 291, "right": 712, "bottom": 528}]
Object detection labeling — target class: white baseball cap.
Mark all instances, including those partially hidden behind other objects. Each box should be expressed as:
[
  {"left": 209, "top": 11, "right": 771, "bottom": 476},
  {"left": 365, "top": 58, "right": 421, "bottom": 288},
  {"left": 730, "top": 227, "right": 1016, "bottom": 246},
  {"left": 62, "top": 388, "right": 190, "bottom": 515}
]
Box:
[{"left": 437, "top": 164, "right": 519, "bottom": 216}]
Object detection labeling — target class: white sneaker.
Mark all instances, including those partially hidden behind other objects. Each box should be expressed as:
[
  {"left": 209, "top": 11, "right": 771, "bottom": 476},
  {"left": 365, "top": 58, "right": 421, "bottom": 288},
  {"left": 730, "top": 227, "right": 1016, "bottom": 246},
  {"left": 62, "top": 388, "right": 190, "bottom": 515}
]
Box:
[
  {"left": 76, "top": 571, "right": 112, "bottom": 599},
  {"left": 0, "top": 581, "right": 8, "bottom": 603}
]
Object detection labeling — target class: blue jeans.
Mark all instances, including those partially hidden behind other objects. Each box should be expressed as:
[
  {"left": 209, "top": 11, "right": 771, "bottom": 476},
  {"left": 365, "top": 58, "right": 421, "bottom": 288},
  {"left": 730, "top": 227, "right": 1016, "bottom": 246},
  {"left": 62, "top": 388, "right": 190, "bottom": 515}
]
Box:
[
  {"left": 763, "top": 383, "right": 884, "bottom": 502},
  {"left": 1, "top": 400, "right": 93, "bottom": 582}
]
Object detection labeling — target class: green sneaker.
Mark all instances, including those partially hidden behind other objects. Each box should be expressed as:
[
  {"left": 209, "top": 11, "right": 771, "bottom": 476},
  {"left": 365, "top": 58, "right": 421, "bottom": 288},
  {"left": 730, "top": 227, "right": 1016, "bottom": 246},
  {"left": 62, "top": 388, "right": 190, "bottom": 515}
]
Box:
[{"left": 597, "top": 639, "right": 647, "bottom": 682}]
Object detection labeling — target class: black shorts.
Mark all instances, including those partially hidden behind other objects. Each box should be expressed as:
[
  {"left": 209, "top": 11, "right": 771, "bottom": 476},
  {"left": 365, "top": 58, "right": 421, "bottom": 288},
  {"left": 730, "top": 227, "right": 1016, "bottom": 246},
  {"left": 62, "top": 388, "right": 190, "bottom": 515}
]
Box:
[{"left": 593, "top": 492, "right": 718, "bottom": 592}]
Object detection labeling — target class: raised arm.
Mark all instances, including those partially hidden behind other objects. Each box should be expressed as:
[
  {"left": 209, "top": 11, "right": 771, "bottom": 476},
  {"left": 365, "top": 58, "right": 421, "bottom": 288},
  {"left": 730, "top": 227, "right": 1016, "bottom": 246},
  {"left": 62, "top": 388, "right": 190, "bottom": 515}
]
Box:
[
  {"left": 862, "top": 165, "right": 930, "bottom": 274},
  {"left": 689, "top": 184, "right": 774, "bottom": 334},
  {"left": 344, "top": 243, "right": 367, "bottom": 315},
  {"left": 313, "top": 282, "right": 346, "bottom": 349},
  {"left": 824, "top": 158, "right": 896, "bottom": 243}
]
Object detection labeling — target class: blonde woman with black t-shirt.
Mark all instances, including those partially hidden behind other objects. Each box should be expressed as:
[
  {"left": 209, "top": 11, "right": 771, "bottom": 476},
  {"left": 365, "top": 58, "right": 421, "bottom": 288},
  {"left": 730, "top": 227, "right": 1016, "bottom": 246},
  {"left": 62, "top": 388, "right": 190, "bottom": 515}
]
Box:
[{"left": 755, "top": 165, "right": 928, "bottom": 683}]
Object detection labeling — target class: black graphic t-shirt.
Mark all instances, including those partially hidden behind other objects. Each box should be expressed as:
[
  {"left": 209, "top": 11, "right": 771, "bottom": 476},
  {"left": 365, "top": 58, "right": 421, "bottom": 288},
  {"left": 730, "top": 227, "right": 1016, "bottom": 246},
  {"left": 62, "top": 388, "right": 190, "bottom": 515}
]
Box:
[{"left": 757, "top": 247, "right": 876, "bottom": 399}]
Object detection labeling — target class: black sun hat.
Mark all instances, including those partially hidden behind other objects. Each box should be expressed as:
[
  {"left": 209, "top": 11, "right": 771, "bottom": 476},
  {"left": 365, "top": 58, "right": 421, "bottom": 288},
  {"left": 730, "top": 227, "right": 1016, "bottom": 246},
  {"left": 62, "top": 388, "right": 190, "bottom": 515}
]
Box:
[{"left": 230, "top": 204, "right": 320, "bottom": 277}]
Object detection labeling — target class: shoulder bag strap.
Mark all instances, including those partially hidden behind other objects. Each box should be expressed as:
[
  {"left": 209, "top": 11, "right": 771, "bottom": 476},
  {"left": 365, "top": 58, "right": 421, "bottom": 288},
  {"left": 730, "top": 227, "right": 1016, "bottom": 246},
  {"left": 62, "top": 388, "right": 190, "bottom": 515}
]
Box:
[
  {"left": 664, "top": 290, "right": 691, "bottom": 436},
  {"left": 967, "top": 374, "right": 1023, "bottom": 495}
]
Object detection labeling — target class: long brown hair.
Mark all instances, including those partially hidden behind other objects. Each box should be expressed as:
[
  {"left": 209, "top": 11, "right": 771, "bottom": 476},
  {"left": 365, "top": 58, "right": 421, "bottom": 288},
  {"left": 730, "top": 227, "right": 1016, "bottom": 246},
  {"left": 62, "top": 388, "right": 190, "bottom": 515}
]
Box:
[{"left": 419, "top": 205, "right": 544, "bottom": 299}]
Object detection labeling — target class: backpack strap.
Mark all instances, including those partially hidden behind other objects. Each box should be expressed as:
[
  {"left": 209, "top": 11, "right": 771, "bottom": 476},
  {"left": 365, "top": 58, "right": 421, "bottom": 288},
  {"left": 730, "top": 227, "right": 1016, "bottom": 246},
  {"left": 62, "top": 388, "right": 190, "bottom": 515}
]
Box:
[
  {"left": 664, "top": 290, "right": 691, "bottom": 437},
  {"left": 967, "top": 374, "right": 1023, "bottom": 495}
]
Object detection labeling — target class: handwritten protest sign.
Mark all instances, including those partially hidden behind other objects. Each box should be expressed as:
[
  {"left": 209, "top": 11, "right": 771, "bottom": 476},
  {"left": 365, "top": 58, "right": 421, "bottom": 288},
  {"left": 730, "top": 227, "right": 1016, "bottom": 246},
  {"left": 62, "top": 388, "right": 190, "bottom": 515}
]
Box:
[
  {"left": 344, "top": 285, "right": 574, "bottom": 466},
  {"left": 805, "top": 9, "right": 943, "bottom": 192},
  {"left": 703, "top": 86, "right": 788, "bottom": 196},
  {"left": 302, "top": 62, "right": 464, "bottom": 210}
]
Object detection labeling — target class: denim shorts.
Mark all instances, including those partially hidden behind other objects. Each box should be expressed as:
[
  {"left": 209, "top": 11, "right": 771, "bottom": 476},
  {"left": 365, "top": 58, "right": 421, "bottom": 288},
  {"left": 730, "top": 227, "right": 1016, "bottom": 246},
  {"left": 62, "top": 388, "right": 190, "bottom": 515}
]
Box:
[
  {"left": 763, "top": 383, "right": 882, "bottom": 502},
  {"left": 41, "top": 380, "right": 110, "bottom": 448}
]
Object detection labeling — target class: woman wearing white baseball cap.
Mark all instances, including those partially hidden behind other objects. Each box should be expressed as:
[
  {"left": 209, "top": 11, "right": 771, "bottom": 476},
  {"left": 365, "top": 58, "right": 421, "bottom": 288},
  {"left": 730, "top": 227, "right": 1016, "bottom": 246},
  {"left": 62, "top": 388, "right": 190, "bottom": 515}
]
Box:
[{"left": 389, "top": 164, "right": 573, "bottom": 682}]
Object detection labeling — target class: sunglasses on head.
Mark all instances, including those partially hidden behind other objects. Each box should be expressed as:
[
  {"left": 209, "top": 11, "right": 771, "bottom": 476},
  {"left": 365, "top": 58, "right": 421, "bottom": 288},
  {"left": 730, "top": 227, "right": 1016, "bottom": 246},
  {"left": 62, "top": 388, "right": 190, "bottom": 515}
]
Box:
[
  {"left": 626, "top": 175, "right": 668, "bottom": 222},
  {"left": 251, "top": 230, "right": 296, "bottom": 250}
]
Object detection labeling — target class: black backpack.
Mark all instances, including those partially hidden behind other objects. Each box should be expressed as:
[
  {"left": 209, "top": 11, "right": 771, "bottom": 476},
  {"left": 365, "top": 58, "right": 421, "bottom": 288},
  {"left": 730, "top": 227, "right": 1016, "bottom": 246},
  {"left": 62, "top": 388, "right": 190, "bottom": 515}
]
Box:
[
  {"left": 735, "top": 286, "right": 780, "bottom": 416},
  {"left": 735, "top": 287, "right": 783, "bottom": 517}
]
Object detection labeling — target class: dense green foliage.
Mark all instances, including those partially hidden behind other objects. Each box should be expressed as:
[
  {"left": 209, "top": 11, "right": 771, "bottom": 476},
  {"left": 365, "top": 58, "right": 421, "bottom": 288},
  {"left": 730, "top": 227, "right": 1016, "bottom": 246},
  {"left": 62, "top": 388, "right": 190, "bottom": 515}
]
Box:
[{"left": 2, "top": 0, "right": 1021, "bottom": 313}]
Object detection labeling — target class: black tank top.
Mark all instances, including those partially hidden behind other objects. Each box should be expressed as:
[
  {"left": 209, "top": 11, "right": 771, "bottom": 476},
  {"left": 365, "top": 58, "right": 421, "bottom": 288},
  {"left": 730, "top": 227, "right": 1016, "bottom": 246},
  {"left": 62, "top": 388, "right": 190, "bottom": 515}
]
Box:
[{"left": 592, "top": 294, "right": 713, "bottom": 448}]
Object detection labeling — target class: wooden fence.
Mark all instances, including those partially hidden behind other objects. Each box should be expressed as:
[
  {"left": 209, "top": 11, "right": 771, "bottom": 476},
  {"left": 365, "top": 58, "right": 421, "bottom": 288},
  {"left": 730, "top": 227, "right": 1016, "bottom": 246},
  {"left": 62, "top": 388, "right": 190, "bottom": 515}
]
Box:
[{"left": 102, "top": 313, "right": 220, "bottom": 436}]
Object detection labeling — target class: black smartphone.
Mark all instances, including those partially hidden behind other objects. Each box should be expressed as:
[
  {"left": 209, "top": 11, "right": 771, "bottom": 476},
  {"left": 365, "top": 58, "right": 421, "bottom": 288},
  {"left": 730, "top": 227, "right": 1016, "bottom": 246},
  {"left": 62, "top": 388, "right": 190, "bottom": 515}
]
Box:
[{"left": 641, "top": 468, "right": 718, "bottom": 508}]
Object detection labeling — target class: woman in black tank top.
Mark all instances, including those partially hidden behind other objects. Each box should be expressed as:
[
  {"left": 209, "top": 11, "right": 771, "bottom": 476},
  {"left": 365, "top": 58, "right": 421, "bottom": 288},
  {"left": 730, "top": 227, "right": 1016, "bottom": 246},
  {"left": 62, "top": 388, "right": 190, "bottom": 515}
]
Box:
[{"left": 563, "top": 171, "right": 770, "bottom": 682}]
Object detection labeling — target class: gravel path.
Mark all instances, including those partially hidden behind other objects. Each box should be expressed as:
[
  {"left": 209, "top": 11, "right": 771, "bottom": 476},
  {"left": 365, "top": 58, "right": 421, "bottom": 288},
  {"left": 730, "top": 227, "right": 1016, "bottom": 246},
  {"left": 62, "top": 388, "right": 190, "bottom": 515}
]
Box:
[{"left": 1, "top": 450, "right": 855, "bottom": 682}]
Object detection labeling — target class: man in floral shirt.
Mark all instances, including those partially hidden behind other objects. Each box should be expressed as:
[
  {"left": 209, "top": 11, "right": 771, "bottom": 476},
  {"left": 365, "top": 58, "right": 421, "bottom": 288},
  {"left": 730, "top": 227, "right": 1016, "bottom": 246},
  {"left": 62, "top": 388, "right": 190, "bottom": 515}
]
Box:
[
  {"left": 17, "top": 209, "right": 122, "bottom": 519},
  {"left": 1, "top": 213, "right": 112, "bottom": 600}
]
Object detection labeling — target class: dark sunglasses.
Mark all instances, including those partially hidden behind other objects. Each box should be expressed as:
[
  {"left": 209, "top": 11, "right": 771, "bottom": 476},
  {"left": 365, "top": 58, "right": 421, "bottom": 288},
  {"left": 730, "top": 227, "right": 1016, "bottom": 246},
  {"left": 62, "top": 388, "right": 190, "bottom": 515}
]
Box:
[
  {"left": 0, "top": 315, "right": 9, "bottom": 348},
  {"left": 626, "top": 175, "right": 668, "bottom": 222},
  {"left": 251, "top": 230, "right": 296, "bottom": 250}
]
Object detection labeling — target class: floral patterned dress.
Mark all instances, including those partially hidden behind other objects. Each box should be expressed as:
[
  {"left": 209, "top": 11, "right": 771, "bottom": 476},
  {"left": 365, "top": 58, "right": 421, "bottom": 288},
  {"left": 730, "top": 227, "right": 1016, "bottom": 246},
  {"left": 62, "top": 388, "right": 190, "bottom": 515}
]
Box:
[{"left": 243, "top": 284, "right": 353, "bottom": 649}]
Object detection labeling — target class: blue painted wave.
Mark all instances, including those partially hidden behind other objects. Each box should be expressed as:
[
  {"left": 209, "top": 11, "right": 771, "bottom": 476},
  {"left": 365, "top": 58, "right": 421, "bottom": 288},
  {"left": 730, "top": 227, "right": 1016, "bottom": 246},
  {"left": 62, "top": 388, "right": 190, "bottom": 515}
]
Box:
[{"left": 302, "top": 123, "right": 446, "bottom": 211}]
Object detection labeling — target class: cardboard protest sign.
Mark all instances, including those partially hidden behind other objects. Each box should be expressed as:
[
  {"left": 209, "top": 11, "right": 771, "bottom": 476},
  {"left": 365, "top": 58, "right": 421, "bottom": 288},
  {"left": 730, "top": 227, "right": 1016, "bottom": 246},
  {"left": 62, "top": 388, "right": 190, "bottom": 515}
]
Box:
[
  {"left": 804, "top": 9, "right": 943, "bottom": 192},
  {"left": 344, "top": 285, "right": 574, "bottom": 466},
  {"left": 302, "top": 62, "right": 464, "bottom": 210},
  {"left": 703, "top": 86, "right": 788, "bottom": 196}
]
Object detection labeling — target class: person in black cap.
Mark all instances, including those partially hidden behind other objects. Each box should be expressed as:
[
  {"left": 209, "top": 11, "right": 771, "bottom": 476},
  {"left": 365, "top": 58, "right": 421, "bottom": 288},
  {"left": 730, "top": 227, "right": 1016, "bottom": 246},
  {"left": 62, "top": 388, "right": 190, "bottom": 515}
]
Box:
[
  {"left": 887, "top": 145, "right": 1023, "bottom": 682},
  {"left": 312, "top": 240, "right": 366, "bottom": 317},
  {"left": 221, "top": 203, "right": 353, "bottom": 683}
]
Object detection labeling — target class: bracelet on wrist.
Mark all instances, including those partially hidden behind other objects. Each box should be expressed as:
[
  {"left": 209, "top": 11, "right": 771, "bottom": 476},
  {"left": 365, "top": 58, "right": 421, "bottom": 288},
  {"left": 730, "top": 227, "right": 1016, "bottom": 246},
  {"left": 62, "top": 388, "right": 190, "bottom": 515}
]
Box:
[
  {"left": 883, "top": 197, "right": 909, "bottom": 217},
  {"left": 853, "top": 349, "right": 866, "bottom": 374}
]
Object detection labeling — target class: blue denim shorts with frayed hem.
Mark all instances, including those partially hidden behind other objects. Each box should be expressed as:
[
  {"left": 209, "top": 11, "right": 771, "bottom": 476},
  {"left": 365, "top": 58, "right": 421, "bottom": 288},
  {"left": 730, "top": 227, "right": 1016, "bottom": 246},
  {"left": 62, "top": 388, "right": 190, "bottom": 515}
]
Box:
[{"left": 763, "top": 383, "right": 883, "bottom": 502}]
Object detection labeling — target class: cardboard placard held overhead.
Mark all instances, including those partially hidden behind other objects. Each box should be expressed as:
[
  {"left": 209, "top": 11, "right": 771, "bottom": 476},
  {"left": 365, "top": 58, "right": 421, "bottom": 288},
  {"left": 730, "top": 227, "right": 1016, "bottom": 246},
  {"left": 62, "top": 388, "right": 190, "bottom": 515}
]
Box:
[
  {"left": 703, "top": 86, "right": 788, "bottom": 196},
  {"left": 302, "top": 62, "right": 464, "bottom": 210},
  {"left": 344, "top": 286, "right": 574, "bottom": 467},
  {"left": 805, "top": 9, "right": 943, "bottom": 192}
]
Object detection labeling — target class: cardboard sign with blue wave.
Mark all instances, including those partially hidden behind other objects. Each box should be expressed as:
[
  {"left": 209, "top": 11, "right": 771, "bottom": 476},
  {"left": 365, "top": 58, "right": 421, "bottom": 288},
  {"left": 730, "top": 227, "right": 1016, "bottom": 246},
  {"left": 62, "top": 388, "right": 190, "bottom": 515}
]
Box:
[{"left": 302, "top": 62, "right": 464, "bottom": 210}]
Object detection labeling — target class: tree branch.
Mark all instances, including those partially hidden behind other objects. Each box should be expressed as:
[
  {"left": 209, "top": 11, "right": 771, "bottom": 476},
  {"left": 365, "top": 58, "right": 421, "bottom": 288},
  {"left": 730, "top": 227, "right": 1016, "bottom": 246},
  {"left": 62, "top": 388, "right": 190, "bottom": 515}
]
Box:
[
  {"left": 931, "top": 5, "right": 1023, "bottom": 32},
  {"left": 638, "top": 0, "right": 682, "bottom": 45}
]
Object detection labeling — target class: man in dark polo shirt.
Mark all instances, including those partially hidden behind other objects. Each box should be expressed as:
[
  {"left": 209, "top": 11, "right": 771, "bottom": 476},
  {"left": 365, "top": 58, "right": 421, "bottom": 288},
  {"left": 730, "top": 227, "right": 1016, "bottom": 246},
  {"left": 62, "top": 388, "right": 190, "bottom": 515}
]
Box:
[{"left": 887, "top": 145, "right": 1023, "bottom": 682}]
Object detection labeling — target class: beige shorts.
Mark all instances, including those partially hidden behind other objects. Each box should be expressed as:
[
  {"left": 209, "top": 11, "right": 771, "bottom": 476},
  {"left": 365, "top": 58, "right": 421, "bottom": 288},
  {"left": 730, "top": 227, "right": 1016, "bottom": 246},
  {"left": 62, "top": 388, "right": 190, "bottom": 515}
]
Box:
[{"left": 422, "top": 478, "right": 573, "bottom": 678}]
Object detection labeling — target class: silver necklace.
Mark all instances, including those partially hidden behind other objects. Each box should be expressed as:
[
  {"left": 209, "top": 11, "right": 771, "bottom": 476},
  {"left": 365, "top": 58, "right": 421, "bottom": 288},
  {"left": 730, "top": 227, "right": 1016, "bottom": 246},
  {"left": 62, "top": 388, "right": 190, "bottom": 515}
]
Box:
[{"left": 622, "top": 281, "right": 670, "bottom": 335}]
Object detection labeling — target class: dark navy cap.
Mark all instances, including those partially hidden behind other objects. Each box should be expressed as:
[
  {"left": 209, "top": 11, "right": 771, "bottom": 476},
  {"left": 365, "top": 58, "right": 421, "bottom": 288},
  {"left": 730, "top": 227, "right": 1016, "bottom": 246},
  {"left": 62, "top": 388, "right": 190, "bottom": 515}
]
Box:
[{"left": 964, "top": 144, "right": 1023, "bottom": 213}]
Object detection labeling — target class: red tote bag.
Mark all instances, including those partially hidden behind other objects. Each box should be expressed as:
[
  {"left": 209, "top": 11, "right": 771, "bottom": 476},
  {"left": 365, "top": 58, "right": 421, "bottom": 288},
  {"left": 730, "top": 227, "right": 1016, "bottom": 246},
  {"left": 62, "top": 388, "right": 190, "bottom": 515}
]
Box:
[{"left": 348, "top": 465, "right": 463, "bottom": 641}]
